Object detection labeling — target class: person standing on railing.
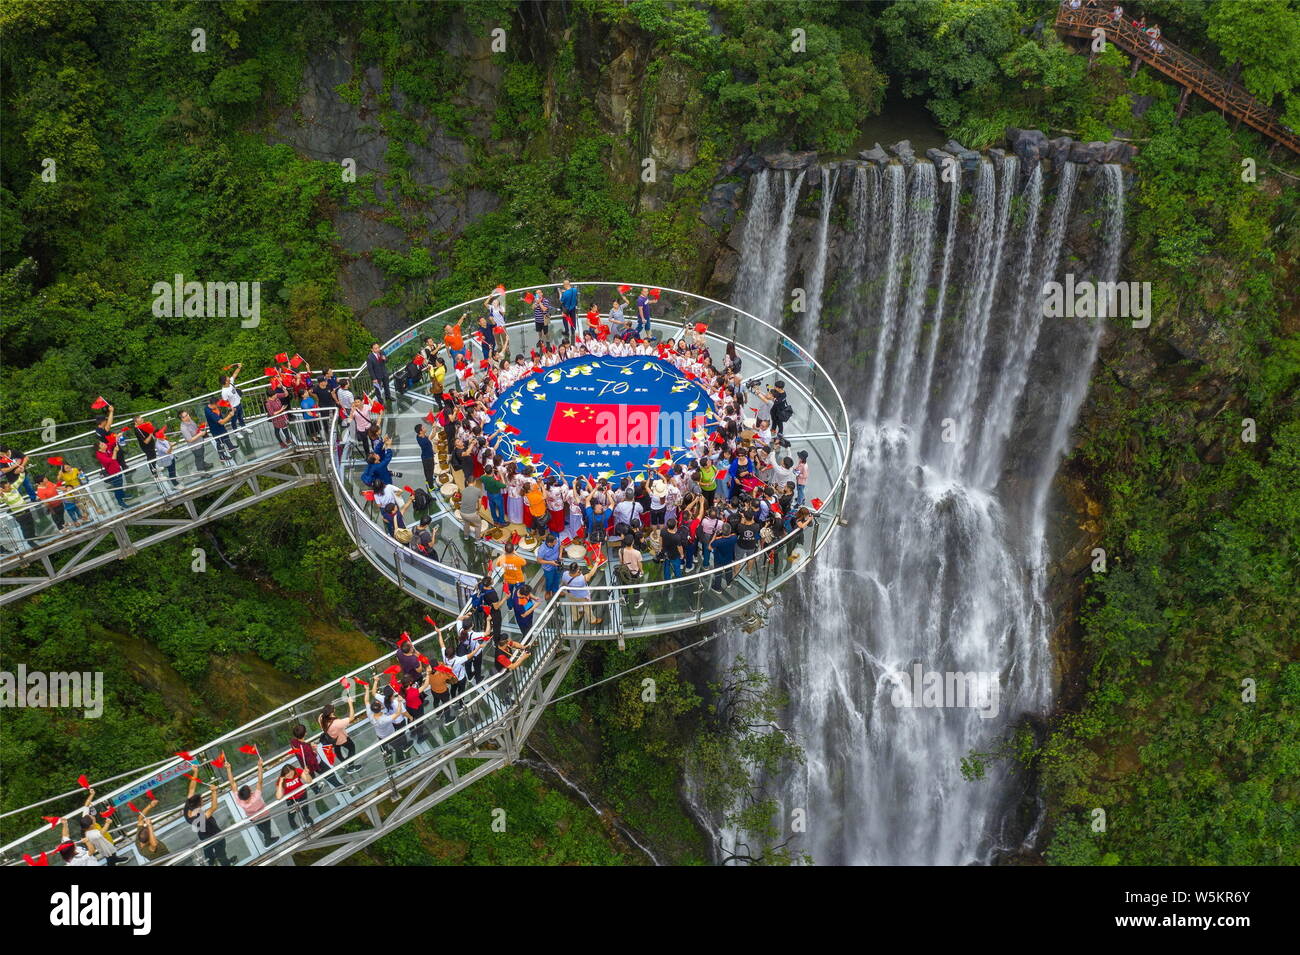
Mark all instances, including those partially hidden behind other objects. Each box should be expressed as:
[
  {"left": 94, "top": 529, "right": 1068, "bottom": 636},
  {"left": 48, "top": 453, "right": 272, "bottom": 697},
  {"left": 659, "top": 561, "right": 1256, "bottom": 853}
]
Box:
[
  {"left": 183, "top": 772, "right": 235, "bottom": 866},
  {"left": 224, "top": 756, "right": 280, "bottom": 848},
  {"left": 178, "top": 410, "right": 211, "bottom": 473},
  {"left": 92, "top": 439, "right": 129, "bottom": 510},
  {"left": 203, "top": 396, "right": 238, "bottom": 462},
  {"left": 367, "top": 342, "right": 392, "bottom": 404}
]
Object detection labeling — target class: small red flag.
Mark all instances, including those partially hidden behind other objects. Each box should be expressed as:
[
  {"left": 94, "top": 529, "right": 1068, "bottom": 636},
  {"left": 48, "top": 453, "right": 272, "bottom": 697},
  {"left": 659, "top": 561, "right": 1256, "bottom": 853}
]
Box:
[
  {"left": 77, "top": 775, "right": 89, "bottom": 789},
  {"left": 363, "top": 490, "right": 375, "bottom": 502},
  {"left": 91, "top": 396, "right": 108, "bottom": 410},
  {"left": 402, "top": 485, "right": 414, "bottom": 495},
  {"left": 275, "top": 352, "right": 289, "bottom": 363},
  {"left": 290, "top": 354, "right": 304, "bottom": 368},
  {"left": 618, "top": 284, "right": 631, "bottom": 294},
  {"left": 100, "top": 806, "right": 116, "bottom": 818},
  {"left": 383, "top": 664, "right": 401, "bottom": 675},
  {"left": 127, "top": 802, "right": 140, "bottom": 813},
  {"left": 47, "top": 456, "right": 64, "bottom": 467},
  {"left": 145, "top": 789, "right": 155, "bottom": 800},
  {"left": 424, "top": 411, "right": 437, "bottom": 424},
  {"left": 650, "top": 288, "right": 661, "bottom": 300},
  {"left": 175, "top": 751, "right": 193, "bottom": 762},
  {"left": 24, "top": 852, "right": 49, "bottom": 866},
  {"left": 523, "top": 292, "right": 535, "bottom": 304},
  {"left": 42, "top": 816, "right": 60, "bottom": 828},
  {"left": 212, "top": 753, "right": 227, "bottom": 769},
  {"left": 423, "top": 615, "right": 436, "bottom": 627}
]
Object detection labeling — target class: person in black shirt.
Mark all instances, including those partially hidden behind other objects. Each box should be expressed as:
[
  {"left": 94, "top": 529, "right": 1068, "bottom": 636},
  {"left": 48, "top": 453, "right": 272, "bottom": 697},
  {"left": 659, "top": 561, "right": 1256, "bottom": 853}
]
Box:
[
  {"left": 415, "top": 423, "right": 436, "bottom": 488},
  {"left": 735, "top": 509, "right": 761, "bottom": 578},
  {"left": 659, "top": 519, "right": 684, "bottom": 581},
  {"left": 132, "top": 416, "right": 158, "bottom": 476}
]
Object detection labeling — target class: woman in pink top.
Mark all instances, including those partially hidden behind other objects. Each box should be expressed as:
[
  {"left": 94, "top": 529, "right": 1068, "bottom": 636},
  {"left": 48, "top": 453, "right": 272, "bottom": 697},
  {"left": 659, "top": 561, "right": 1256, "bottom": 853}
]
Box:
[
  {"left": 224, "top": 756, "right": 279, "bottom": 849},
  {"left": 318, "top": 692, "right": 359, "bottom": 774}
]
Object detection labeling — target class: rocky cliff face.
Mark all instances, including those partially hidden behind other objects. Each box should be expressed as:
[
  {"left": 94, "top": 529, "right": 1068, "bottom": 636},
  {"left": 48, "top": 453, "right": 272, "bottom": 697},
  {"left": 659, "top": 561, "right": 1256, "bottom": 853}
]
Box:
[{"left": 265, "top": 12, "right": 714, "bottom": 338}]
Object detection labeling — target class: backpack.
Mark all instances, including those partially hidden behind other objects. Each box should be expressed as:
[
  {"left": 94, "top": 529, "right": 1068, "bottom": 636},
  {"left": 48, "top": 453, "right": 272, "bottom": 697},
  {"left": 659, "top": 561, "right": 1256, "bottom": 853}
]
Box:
[
  {"left": 413, "top": 487, "right": 432, "bottom": 512},
  {"left": 771, "top": 394, "right": 793, "bottom": 424}
]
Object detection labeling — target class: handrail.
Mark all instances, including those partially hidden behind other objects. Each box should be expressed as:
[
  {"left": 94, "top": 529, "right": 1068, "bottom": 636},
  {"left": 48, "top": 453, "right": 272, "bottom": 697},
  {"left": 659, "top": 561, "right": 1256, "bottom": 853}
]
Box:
[
  {"left": 2, "top": 588, "right": 571, "bottom": 866},
  {"left": 1055, "top": 3, "right": 1300, "bottom": 154},
  {"left": 328, "top": 281, "right": 852, "bottom": 616}
]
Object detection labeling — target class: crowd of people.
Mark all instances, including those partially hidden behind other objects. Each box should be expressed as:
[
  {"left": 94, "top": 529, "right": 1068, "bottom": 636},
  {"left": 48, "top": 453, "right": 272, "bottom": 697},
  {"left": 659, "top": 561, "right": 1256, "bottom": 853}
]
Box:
[
  {"left": 354, "top": 284, "right": 824, "bottom": 617},
  {"left": 29, "top": 604, "right": 532, "bottom": 866},
  {"left": 0, "top": 355, "right": 338, "bottom": 553}
]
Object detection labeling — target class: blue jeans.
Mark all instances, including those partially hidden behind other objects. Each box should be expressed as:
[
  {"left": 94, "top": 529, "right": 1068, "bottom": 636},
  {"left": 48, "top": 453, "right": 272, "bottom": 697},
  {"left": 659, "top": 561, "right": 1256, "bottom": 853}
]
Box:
[
  {"left": 487, "top": 492, "right": 507, "bottom": 525},
  {"left": 662, "top": 557, "right": 682, "bottom": 581},
  {"left": 795, "top": 484, "right": 806, "bottom": 505},
  {"left": 107, "top": 474, "right": 127, "bottom": 507},
  {"left": 682, "top": 540, "right": 697, "bottom": 570}
]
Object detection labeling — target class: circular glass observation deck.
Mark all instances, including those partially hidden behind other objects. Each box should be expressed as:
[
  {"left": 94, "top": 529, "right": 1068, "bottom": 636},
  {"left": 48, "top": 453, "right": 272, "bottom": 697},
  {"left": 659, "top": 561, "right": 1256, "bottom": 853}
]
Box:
[{"left": 329, "top": 282, "right": 850, "bottom": 639}]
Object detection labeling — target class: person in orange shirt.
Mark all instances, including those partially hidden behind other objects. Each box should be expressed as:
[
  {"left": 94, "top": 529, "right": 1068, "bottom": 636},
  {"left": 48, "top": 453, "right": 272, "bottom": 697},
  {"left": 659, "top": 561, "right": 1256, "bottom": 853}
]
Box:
[
  {"left": 497, "top": 540, "right": 527, "bottom": 592},
  {"left": 444, "top": 315, "right": 467, "bottom": 366},
  {"left": 525, "top": 480, "right": 546, "bottom": 530}
]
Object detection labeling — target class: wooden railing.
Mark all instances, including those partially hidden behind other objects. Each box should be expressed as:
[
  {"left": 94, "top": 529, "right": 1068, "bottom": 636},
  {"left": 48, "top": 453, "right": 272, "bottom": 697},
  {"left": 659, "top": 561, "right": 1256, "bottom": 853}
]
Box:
[{"left": 1055, "top": 3, "right": 1300, "bottom": 155}]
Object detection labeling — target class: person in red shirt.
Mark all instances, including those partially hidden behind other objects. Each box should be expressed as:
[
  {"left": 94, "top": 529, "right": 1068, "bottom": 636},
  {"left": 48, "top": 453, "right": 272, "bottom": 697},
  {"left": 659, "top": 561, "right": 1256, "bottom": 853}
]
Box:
[
  {"left": 290, "top": 723, "right": 343, "bottom": 792},
  {"left": 94, "top": 438, "right": 128, "bottom": 509},
  {"left": 275, "top": 763, "right": 314, "bottom": 831}
]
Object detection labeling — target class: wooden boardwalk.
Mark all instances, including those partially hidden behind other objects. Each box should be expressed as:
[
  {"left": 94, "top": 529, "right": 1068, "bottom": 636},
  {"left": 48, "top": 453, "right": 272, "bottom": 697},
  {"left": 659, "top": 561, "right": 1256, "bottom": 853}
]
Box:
[{"left": 1055, "top": 4, "right": 1300, "bottom": 155}]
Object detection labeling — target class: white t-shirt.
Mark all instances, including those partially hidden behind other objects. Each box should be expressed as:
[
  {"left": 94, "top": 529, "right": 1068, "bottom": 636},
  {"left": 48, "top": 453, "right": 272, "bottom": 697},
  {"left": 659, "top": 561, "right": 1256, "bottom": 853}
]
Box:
[{"left": 221, "top": 384, "right": 242, "bottom": 409}]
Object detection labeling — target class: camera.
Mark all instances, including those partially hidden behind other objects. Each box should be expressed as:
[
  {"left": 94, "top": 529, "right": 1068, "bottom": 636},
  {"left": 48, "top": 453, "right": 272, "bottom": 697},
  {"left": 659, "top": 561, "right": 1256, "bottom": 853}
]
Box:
[{"left": 744, "top": 377, "right": 762, "bottom": 391}]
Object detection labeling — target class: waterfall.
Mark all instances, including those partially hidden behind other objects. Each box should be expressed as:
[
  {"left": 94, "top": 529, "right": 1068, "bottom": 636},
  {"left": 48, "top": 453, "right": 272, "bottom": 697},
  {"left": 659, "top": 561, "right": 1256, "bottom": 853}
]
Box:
[
  {"left": 863, "top": 164, "right": 907, "bottom": 423},
  {"left": 736, "top": 167, "right": 807, "bottom": 351},
  {"left": 802, "top": 166, "right": 840, "bottom": 350},
  {"left": 708, "top": 158, "right": 1125, "bottom": 865}
]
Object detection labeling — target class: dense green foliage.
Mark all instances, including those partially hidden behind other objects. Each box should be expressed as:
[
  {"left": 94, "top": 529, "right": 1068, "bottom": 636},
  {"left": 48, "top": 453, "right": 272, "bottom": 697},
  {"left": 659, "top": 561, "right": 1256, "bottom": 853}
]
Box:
[{"left": 2, "top": 0, "right": 1297, "bottom": 866}]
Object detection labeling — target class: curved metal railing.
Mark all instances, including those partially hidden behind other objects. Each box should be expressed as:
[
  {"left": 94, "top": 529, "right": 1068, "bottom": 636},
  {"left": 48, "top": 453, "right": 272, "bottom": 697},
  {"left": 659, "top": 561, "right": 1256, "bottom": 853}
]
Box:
[{"left": 327, "top": 282, "right": 852, "bottom": 638}]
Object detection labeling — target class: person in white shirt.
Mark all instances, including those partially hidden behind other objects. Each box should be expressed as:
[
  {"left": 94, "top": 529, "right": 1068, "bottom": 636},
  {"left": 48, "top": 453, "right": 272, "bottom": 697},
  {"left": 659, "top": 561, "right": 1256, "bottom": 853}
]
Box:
[{"left": 219, "top": 362, "right": 246, "bottom": 432}]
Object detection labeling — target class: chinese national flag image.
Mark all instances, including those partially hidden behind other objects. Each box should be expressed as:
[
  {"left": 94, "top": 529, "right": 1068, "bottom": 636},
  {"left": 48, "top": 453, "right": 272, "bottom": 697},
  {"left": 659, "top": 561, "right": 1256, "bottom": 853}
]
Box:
[{"left": 546, "top": 402, "right": 661, "bottom": 445}]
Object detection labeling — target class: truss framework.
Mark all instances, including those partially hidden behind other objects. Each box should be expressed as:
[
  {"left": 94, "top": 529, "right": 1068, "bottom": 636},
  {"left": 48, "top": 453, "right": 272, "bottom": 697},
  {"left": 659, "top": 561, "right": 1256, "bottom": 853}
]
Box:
[{"left": 0, "top": 451, "right": 325, "bottom": 605}]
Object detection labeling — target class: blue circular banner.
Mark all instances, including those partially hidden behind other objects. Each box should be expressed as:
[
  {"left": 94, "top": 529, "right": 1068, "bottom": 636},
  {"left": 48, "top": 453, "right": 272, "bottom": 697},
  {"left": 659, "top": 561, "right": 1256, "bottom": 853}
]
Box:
[{"left": 489, "top": 355, "right": 716, "bottom": 482}]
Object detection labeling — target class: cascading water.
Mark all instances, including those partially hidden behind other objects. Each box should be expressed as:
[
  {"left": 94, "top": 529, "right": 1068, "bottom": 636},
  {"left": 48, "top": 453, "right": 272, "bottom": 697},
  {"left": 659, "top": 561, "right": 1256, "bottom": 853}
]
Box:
[
  {"left": 736, "top": 167, "right": 807, "bottom": 351},
  {"left": 801, "top": 166, "right": 840, "bottom": 350},
  {"left": 707, "top": 157, "right": 1126, "bottom": 865}
]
